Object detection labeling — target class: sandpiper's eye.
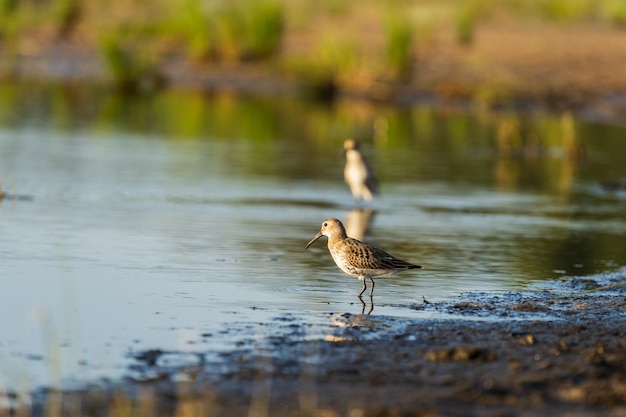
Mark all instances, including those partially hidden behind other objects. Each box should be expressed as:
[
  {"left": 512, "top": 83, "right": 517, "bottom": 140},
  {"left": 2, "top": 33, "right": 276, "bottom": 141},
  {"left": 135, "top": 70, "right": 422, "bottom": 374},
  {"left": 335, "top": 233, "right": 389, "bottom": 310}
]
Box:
[{"left": 323, "top": 222, "right": 327, "bottom": 227}]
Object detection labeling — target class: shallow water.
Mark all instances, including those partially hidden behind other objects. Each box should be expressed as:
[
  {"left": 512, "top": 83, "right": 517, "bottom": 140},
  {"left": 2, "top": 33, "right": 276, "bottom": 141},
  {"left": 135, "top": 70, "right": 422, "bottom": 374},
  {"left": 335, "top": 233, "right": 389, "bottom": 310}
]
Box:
[{"left": 1, "top": 84, "right": 625, "bottom": 391}]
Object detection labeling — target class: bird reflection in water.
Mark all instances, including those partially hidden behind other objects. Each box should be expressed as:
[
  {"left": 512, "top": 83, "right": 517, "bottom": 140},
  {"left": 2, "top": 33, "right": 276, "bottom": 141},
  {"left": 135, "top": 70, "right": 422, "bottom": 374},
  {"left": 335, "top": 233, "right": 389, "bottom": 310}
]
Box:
[
  {"left": 357, "top": 296, "right": 374, "bottom": 315},
  {"left": 326, "top": 312, "right": 380, "bottom": 342},
  {"left": 344, "top": 139, "right": 379, "bottom": 207},
  {"left": 344, "top": 208, "right": 376, "bottom": 241}
]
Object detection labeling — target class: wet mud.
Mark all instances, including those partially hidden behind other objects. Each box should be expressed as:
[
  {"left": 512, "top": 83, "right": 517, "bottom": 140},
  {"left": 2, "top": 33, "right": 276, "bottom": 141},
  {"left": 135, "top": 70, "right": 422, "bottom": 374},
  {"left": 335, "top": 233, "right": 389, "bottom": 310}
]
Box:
[{"left": 13, "top": 273, "right": 626, "bottom": 417}]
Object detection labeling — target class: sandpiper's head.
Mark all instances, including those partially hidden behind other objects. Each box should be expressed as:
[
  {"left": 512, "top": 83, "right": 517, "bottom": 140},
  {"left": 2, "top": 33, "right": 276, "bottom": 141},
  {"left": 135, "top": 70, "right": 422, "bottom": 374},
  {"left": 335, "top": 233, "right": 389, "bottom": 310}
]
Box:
[
  {"left": 305, "top": 218, "right": 347, "bottom": 249},
  {"left": 343, "top": 139, "right": 359, "bottom": 151}
]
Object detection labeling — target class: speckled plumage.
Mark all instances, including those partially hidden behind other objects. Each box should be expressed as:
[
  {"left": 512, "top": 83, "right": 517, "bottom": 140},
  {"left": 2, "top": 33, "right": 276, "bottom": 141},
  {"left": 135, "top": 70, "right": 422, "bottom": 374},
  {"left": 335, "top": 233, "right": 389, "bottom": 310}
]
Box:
[
  {"left": 344, "top": 139, "right": 378, "bottom": 204},
  {"left": 306, "top": 218, "right": 421, "bottom": 297}
]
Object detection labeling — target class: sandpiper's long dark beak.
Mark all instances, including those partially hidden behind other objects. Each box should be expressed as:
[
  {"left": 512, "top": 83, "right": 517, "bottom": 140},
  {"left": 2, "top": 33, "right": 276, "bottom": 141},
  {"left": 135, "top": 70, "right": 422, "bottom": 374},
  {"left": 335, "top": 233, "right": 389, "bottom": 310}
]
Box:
[{"left": 305, "top": 232, "right": 323, "bottom": 249}]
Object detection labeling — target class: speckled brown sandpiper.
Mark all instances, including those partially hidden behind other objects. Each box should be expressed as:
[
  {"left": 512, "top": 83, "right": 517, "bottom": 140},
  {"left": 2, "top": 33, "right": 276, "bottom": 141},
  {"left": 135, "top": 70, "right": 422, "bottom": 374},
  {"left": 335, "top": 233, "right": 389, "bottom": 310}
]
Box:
[
  {"left": 306, "top": 218, "right": 421, "bottom": 297},
  {"left": 344, "top": 139, "right": 379, "bottom": 205}
]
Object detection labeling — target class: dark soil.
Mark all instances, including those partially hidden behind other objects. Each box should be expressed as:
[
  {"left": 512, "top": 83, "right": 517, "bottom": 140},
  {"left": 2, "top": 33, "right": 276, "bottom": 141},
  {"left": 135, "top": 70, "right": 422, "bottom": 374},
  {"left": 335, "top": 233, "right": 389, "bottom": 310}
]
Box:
[{"left": 18, "top": 274, "right": 626, "bottom": 417}]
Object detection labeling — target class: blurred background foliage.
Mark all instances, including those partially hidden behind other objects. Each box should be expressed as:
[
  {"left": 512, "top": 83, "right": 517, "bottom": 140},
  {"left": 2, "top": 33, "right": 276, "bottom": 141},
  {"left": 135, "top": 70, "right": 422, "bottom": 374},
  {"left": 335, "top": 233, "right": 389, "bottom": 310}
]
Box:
[{"left": 1, "top": 0, "right": 625, "bottom": 98}]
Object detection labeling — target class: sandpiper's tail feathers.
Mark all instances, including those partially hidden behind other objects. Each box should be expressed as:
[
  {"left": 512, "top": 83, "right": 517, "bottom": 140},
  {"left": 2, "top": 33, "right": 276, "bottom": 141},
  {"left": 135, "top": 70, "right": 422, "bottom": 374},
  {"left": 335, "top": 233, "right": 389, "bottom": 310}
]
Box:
[{"left": 378, "top": 255, "right": 421, "bottom": 271}]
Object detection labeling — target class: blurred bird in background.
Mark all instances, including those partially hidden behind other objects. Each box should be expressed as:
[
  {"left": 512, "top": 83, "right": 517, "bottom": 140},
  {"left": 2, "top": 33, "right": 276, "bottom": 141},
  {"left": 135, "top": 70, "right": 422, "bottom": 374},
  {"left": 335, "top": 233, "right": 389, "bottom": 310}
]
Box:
[{"left": 343, "top": 139, "right": 379, "bottom": 206}]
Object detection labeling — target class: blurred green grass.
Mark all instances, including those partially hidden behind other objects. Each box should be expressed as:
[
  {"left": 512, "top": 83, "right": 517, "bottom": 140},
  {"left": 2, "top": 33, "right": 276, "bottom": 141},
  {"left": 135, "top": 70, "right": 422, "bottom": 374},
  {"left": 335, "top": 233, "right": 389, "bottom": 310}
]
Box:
[{"left": 1, "top": 0, "right": 625, "bottom": 99}]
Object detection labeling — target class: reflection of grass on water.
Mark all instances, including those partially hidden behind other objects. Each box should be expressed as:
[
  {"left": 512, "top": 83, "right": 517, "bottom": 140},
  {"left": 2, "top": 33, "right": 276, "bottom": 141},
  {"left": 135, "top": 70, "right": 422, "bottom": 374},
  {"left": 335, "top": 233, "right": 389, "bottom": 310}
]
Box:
[
  {"left": 99, "top": 30, "right": 165, "bottom": 94},
  {"left": 0, "top": 79, "right": 603, "bottom": 199},
  {"left": 0, "top": 82, "right": 586, "bottom": 169}
]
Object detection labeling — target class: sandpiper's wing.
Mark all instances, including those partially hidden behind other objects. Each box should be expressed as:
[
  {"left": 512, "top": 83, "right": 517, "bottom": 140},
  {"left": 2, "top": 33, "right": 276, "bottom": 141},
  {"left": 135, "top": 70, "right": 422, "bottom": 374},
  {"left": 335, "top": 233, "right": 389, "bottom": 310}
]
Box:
[{"left": 339, "top": 238, "right": 420, "bottom": 271}]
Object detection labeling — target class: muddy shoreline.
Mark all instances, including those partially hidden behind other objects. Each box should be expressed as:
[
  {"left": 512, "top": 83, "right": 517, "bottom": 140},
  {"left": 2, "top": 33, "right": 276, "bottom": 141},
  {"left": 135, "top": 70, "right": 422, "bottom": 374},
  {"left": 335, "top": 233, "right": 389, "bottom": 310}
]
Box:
[{"left": 16, "top": 273, "right": 625, "bottom": 417}]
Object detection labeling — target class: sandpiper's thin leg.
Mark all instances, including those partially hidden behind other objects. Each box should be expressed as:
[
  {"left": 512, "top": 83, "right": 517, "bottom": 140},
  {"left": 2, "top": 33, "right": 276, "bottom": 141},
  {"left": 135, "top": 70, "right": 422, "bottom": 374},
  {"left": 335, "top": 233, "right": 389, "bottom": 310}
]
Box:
[
  {"left": 358, "top": 280, "right": 367, "bottom": 298},
  {"left": 369, "top": 277, "right": 375, "bottom": 297}
]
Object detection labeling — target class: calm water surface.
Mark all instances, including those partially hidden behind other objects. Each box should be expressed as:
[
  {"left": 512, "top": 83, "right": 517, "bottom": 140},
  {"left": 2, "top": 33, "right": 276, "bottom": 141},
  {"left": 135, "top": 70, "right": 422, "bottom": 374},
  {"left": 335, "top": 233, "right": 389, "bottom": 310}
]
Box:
[{"left": 1, "top": 84, "right": 625, "bottom": 390}]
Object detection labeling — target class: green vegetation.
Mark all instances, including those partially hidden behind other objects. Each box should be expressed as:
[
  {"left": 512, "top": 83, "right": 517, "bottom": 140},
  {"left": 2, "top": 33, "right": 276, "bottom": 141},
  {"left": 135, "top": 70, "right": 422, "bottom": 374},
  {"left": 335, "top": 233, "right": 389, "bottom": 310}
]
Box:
[
  {"left": 1, "top": 0, "right": 626, "bottom": 102},
  {"left": 286, "top": 35, "right": 360, "bottom": 100},
  {"left": 383, "top": 10, "right": 415, "bottom": 78},
  {"left": 0, "top": 0, "right": 19, "bottom": 39},
  {"left": 172, "top": 0, "right": 214, "bottom": 60},
  {"left": 51, "top": 0, "right": 80, "bottom": 38},
  {"left": 170, "top": 0, "right": 283, "bottom": 62},
  {"left": 501, "top": 0, "right": 626, "bottom": 24},
  {"left": 244, "top": 0, "right": 284, "bottom": 60},
  {"left": 315, "top": 36, "right": 360, "bottom": 82},
  {"left": 603, "top": 0, "right": 626, "bottom": 26},
  {"left": 99, "top": 29, "right": 165, "bottom": 93},
  {"left": 455, "top": 0, "right": 491, "bottom": 45}
]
